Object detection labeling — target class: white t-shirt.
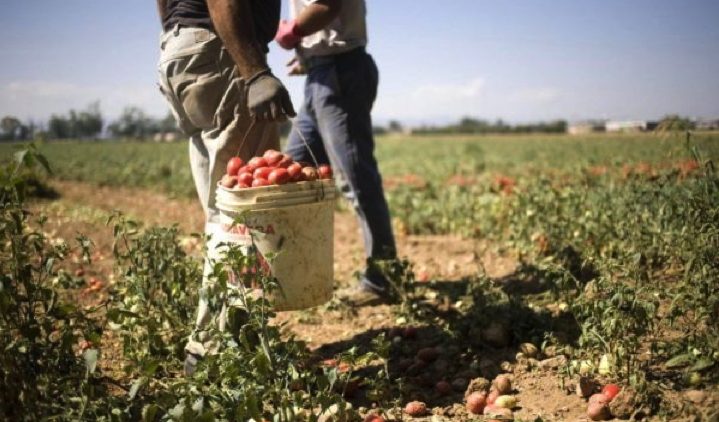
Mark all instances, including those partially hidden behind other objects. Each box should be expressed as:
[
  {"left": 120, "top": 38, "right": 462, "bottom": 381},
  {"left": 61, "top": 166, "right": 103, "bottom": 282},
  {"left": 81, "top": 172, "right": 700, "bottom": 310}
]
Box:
[{"left": 291, "top": 0, "right": 368, "bottom": 58}]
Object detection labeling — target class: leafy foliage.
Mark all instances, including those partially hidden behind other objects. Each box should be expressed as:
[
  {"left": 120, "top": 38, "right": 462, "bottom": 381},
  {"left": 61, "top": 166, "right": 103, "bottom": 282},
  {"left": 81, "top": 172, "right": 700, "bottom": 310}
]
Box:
[{"left": 0, "top": 146, "right": 102, "bottom": 421}]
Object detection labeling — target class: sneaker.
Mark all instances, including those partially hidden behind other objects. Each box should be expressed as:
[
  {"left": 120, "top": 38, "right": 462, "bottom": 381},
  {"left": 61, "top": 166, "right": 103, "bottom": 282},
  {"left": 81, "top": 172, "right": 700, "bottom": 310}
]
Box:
[{"left": 184, "top": 352, "right": 202, "bottom": 377}]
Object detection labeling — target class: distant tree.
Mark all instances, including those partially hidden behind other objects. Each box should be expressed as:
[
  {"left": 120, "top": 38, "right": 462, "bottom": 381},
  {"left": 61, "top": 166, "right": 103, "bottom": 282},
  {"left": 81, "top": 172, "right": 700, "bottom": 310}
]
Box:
[
  {"left": 156, "top": 112, "right": 179, "bottom": 134},
  {"left": 1, "top": 116, "right": 22, "bottom": 141},
  {"left": 388, "top": 120, "right": 403, "bottom": 133},
  {"left": 47, "top": 114, "right": 70, "bottom": 139},
  {"left": 657, "top": 115, "right": 694, "bottom": 132},
  {"left": 413, "top": 117, "right": 568, "bottom": 135},
  {"left": 108, "top": 106, "right": 153, "bottom": 139},
  {"left": 372, "top": 125, "right": 387, "bottom": 135},
  {"left": 46, "top": 102, "right": 104, "bottom": 140},
  {"left": 74, "top": 101, "right": 103, "bottom": 139}
]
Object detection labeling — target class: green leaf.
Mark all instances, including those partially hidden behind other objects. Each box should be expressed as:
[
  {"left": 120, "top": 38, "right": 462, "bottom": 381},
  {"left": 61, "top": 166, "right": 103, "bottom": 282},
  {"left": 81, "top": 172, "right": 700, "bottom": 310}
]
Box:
[
  {"left": 83, "top": 348, "right": 99, "bottom": 374},
  {"left": 142, "top": 359, "right": 160, "bottom": 377},
  {"left": 142, "top": 404, "right": 160, "bottom": 422},
  {"left": 665, "top": 353, "right": 693, "bottom": 368},
  {"left": 35, "top": 153, "right": 52, "bottom": 175},
  {"left": 690, "top": 358, "right": 715, "bottom": 372}
]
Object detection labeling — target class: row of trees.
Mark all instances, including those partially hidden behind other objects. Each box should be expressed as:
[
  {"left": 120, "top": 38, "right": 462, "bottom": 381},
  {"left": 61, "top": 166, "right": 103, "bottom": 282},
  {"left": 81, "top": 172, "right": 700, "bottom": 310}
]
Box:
[
  {"left": 411, "top": 117, "right": 568, "bottom": 135},
  {"left": 1, "top": 106, "right": 707, "bottom": 142},
  {"left": 0, "top": 102, "right": 180, "bottom": 142}
]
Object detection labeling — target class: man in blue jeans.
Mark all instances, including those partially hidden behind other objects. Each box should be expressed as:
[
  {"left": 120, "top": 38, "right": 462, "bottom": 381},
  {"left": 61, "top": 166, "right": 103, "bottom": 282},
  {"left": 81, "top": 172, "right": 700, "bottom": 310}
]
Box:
[{"left": 275, "top": 0, "right": 397, "bottom": 304}]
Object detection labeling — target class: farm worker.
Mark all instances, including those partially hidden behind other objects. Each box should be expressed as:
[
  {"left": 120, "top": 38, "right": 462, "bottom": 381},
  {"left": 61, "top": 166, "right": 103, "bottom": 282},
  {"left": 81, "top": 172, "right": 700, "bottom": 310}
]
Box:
[
  {"left": 156, "top": 0, "right": 296, "bottom": 375},
  {"left": 275, "top": 0, "right": 397, "bottom": 305}
]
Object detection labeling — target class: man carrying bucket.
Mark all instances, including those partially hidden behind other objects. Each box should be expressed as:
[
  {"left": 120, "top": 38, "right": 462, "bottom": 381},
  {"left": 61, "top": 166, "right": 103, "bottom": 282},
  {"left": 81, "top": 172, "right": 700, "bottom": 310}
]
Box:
[
  {"left": 156, "top": 0, "right": 295, "bottom": 375},
  {"left": 275, "top": 0, "right": 398, "bottom": 304}
]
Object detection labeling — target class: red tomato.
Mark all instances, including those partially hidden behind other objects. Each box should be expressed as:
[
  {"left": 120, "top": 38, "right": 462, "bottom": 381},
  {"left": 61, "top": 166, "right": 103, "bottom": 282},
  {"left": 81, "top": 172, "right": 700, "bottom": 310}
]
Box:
[
  {"left": 253, "top": 167, "right": 273, "bottom": 180},
  {"left": 252, "top": 178, "right": 270, "bottom": 187},
  {"left": 601, "top": 384, "right": 620, "bottom": 401},
  {"left": 238, "top": 172, "right": 253, "bottom": 186},
  {"left": 268, "top": 168, "right": 290, "bottom": 185},
  {"left": 226, "top": 157, "right": 244, "bottom": 176},
  {"left": 301, "top": 166, "right": 318, "bottom": 181},
  {"left": 263, "top": 150, "right": 283, "bottom": 166},
  {"left": 247, "top": 157, "right": 268, "bottom": 171},
  {"left": 277, "top": 154, "right": 294, "bottom": 168},
  {"left": 287, "top": 163, "right": 303, "bottom": 180},
  {"left": 263, "top": 149, "right": 280, "bottom": 158},
  {"left": 318, "top": 164, "right": 333, "bottom": 179},
  {"left": 237, "top": 182, "right": 251, "bottom": 189},
  {"left": 220, "top": 174, "right": 237, "bottom": 188}
]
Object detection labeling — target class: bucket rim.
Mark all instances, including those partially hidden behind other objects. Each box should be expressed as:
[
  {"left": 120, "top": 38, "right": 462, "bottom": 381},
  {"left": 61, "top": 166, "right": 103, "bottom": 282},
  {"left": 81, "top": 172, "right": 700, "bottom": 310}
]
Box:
[
  {"left": 216, "top": 178, "right": 334, "bottom": 194},
  {"left": 216, "top": 179, "right": 336, "bottom": 212}
]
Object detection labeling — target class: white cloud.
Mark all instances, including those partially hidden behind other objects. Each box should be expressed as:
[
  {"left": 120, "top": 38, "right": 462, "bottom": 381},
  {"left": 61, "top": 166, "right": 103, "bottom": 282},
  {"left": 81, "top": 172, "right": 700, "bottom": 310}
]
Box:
[{"left": 0, "top": 80, "right": 169, "bottom": 122}]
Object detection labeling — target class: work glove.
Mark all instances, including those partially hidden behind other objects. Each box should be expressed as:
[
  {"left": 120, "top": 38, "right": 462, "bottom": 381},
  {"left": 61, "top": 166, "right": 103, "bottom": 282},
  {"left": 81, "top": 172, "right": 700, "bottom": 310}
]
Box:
[
  {"left": 246, "top": 70, "right": 296, "bottom": 121},
  {"left": 275, "top": 19, "right": 303, "bottom": 50}
]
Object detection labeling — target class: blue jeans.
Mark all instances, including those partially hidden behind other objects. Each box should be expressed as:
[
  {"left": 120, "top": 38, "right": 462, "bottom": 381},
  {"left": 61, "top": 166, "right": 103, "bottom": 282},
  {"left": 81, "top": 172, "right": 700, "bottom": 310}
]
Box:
[{"left": 285, "top": 48, "right": 396, "bottom": 292}]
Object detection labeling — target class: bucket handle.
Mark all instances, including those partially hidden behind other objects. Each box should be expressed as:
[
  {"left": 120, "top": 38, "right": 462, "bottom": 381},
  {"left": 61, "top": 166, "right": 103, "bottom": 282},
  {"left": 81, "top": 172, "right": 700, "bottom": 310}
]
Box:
[
  {"left": 291, "top": 121, "right": 329, "bottom": 202},
  {"left": 235, "top": 117, "right": 258, "bottom": 158}
]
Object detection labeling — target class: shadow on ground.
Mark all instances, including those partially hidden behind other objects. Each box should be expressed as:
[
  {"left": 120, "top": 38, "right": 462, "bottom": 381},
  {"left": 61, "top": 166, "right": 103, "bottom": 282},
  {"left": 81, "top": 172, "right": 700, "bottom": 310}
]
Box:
[{"left": 312, "top": 267, "right": 582, "bottom": 410}]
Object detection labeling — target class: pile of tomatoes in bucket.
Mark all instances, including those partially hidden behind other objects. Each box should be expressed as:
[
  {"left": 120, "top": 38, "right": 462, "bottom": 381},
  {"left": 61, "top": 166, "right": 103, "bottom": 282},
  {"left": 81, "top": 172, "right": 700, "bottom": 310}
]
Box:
[{"left": 220, "top": 150, "right": 333, "bottom": 189}]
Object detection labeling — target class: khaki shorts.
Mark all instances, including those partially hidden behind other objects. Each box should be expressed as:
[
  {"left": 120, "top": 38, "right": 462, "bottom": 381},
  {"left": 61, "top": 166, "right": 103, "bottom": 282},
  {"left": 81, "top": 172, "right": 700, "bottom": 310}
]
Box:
[{"left": 158, "top": 25, "right": 279, "bottom": 224}]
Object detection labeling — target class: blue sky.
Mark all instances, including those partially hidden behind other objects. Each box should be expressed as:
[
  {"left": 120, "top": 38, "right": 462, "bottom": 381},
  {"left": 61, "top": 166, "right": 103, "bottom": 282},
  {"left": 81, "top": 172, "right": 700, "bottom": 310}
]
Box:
[{"left": 1, "top": 0, "right": 718, "bottom": 126}]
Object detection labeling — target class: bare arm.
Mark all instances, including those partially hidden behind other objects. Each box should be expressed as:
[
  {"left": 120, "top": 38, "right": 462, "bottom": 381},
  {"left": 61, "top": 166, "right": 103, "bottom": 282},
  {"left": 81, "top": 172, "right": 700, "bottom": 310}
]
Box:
[
  {"left": 206, "top": 0, "right": 269, "bottom": 80},
  {"left": 294, "top": 0, "right": 342, "bottom": 36},
  {"left": 157, "top": 0, "right": 168, "bottom": 24}
]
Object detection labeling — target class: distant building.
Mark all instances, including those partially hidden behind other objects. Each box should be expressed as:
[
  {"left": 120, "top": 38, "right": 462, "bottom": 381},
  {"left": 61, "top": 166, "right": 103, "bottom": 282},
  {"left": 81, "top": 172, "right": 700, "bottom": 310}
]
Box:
[
  {"left": 153, "top": 132, "right": 180, "bottom": 143},
  {"left": 605, "top": 120, "right": 650, "bottom": 133},
  {"left": 567, "top": 120, "right": 605, "bottom": 135},
  {"left": 696, "top": 119, "right": 719, "bottom": 131}
]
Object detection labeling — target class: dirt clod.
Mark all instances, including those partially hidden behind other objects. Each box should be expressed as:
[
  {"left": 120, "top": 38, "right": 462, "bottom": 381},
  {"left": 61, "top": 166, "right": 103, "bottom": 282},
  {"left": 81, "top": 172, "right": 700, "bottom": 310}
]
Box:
[
  {"left": 576, "top": 376, "right": 599, "bottom": 398},
  {"left": 538, "top": 355, "right": 567, "bottom": 371},
  {"left": 464, "top": 377, "right": 491, "bottom": 398},
  {"left": 608, "top": 387, "right": 638, "bottom": 420},
  {"left": 481, "top": 322, "right": 511, "bottom": 348},
  {"left": 519, "top": 342, "right": 539, "bottom": 358},
  {"left": 684, "top": 389, "right": 706, "bottom": 404}
]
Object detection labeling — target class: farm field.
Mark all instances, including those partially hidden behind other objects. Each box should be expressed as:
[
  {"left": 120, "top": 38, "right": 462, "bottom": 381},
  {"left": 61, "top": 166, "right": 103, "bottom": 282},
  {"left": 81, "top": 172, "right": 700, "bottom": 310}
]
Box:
[{"left": 1, "top": 132, "right": 718, "bottom": 421}]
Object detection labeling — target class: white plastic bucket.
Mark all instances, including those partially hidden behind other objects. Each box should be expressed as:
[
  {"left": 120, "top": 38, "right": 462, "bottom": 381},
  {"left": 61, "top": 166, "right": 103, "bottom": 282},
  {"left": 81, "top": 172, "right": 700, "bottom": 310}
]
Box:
[{"left": 212, "top": 179, "right": 336, "bottom": 311}]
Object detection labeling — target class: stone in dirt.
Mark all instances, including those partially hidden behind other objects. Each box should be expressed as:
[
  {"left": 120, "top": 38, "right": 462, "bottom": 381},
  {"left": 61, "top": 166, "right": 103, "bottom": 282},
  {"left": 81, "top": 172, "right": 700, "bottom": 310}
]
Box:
[
  {"left": 519, "top": 342, "right": 539, "bottom": 358},
  {"left": 538, "top": 355, "right": 567, "bottom": 370}
]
